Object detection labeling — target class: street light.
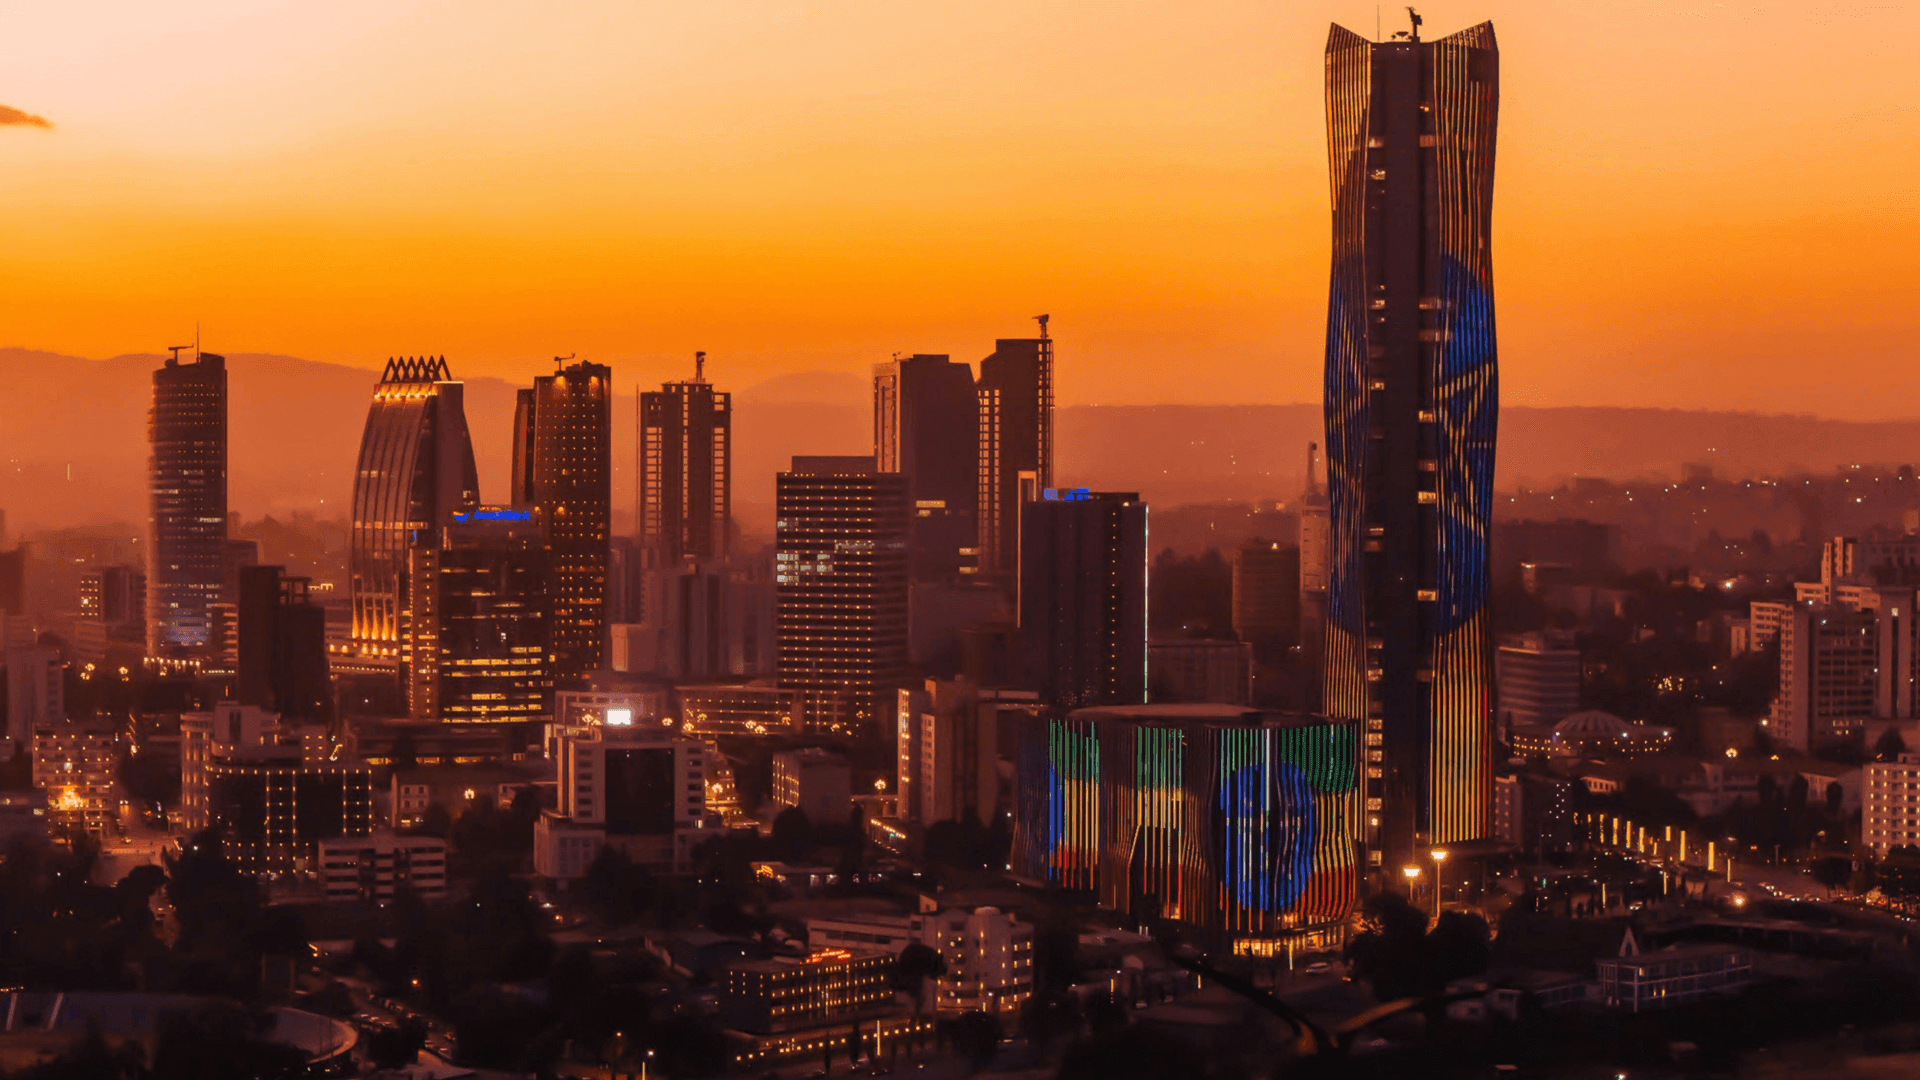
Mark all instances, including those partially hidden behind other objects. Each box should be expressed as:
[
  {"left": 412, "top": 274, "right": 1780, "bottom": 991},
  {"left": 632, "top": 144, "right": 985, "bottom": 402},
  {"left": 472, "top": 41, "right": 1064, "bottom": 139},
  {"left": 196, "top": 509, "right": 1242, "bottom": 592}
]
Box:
[{"left": 1430, "top": 848, "right": 1450, "bottom": 919}]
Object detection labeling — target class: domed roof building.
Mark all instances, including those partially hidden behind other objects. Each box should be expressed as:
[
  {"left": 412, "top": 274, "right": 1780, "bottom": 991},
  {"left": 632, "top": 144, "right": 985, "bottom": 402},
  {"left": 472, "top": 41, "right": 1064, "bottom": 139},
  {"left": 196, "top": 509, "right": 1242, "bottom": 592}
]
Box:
[{"left": 1509, "top": 710, "right": 1674, "bottom": 761}]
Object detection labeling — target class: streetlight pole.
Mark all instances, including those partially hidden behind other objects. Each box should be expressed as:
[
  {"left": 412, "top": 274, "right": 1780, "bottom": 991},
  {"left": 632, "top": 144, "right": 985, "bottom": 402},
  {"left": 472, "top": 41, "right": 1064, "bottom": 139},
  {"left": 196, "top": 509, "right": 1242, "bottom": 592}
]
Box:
[
  {"left": 1430, "top": 848, "right": 1449, "bottom": 920},
  {"left": 1402, "top": 864, "right": 1422, "bottom": 911}
]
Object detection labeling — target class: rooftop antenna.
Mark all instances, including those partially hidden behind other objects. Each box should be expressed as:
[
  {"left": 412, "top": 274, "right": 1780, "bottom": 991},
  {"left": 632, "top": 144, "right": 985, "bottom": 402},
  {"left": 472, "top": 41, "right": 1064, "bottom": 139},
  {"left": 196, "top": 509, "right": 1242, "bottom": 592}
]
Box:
[
  {"left": 166, "top": 344, "right": 193, "bottom": 366},
  {"left": 1034, "top": 313, "right": 1050, "bottom": 340},
  {"left": 694, "top": 350, "right": 706, "bottom": 382},
  {"left": 195, "top": 322, "right": 201, "bottom": 361},
  {"left": 554, "top": 353, "right": 575, "bottom": 372},
  {"left": 1406, "top": 7, "right": 1422, "bottom": 41}
]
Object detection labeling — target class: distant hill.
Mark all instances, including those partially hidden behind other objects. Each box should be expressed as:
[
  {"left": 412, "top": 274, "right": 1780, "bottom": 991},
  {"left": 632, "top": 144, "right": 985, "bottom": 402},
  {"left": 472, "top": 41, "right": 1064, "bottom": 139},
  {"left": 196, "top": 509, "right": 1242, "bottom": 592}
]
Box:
[{"left": 5, "top": 347, "right": 1920, "bottom": 536}]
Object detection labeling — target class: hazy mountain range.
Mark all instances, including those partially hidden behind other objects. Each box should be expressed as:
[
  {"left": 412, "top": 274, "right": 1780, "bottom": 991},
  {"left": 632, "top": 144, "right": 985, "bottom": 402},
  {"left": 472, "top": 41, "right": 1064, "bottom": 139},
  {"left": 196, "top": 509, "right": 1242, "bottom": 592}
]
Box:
[{"left": 6, "top": 347, "right": 1920, "bottom": 537}]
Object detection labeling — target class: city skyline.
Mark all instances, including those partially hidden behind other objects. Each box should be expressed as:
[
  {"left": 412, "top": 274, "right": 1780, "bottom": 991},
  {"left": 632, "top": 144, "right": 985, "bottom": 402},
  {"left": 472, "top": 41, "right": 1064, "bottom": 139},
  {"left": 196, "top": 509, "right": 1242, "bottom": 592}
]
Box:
[{"left": 2, "top": 3, "right": 1917, "bottom": 419}]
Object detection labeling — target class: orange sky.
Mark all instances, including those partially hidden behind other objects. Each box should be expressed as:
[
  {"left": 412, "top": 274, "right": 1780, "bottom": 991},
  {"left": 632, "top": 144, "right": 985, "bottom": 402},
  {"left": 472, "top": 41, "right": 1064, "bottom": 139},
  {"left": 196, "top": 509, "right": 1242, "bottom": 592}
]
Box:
[{"left": 2, "top": 2, "right": 1916, "bottom": 415}]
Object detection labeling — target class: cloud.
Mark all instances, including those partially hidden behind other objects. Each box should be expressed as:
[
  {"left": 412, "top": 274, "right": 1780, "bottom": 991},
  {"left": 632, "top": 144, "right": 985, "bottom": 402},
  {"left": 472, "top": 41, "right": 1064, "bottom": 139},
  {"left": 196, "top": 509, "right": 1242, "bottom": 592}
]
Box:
[{"left": 0, "top": 105, "right": 52, "bottom": 128}]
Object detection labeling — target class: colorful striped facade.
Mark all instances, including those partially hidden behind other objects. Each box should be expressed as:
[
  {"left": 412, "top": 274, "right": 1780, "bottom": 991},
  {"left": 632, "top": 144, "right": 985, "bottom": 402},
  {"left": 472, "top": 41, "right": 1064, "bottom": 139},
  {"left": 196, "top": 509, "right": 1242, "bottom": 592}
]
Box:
[
  {"left": 1013, "top": 705, "right": 1359, "bottom": 939},
  {"left": 1322, "top": 20, "right": 1499, "bottom": 875}
]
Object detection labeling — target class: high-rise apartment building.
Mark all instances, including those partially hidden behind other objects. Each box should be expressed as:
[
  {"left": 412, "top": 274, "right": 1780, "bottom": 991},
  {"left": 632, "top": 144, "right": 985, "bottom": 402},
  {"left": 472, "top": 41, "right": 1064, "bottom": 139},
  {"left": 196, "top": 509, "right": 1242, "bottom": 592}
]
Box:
[
  {"left": 875, "top": 354, "right": 980, "bottom": 583},
  {"left": 975, "top": 323, "right": 1053, "bottom": 580},
  {"left": 640, "top": 353, "right": 731, "bottom": 565},
  {"left": 348, "top": 357, "right": 480, "bottom": 673},
  {"left": 406, "top": 508, "right": 552, "bottom": 728},
  {"left": 1323, "top": 18, "right": 1500, "bottom": 873},
  {"left": 1864, "top": 754, "right": 1920, "bottom": 856},
  {"left": 1773, "top": 600, "right": 1876, "bottom": 752},
  {"left": 148, "top": 350, "right": 228, "bottom": 660},
  {"left": 514, "top": 360, "right": 613, "bottom": 685},
  {"left": 1017, "top": 489, "right": 1147, "bottom": 710},
  {"left": 774, "top": 457, "right": 910, "bottom": 736},
  {"left": 180, "top": 702, "right": 372, "bottom": 870},
  {"left": 237, "top": 565, "right": 329, "bottom": 722}
]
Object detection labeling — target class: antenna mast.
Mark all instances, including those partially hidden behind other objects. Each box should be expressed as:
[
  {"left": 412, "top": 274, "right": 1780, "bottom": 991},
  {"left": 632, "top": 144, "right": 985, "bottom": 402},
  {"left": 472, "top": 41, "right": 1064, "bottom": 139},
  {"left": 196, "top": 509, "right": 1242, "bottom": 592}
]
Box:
[{"left": 694, "top": 351, "right": 706, "bottom": 382}]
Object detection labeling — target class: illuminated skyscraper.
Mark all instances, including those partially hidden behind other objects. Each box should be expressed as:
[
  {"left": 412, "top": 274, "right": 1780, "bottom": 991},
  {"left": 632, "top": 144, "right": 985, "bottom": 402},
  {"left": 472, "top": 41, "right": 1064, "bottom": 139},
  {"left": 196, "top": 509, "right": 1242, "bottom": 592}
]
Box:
[
  {"left": 874, "top": 354, "right": 979, "bottom": 583},
  {"left": 514, "top": 360, "right": 613, "bottom": 685},
  {"left": 640, "top": 352, "right": 731, "bottom": 565},
  {"left": 407, "top": 507, "right": 551, "bottom": 727},
  {"left": 975, "top": 322, "right": 1053, "bottom": 580},
  {"left": 1323, "top": 17, "right": 1499, "bottom": 874},
  {"left": 148, "top": 350, "right": 228, "bottom": 660},
  {"left": 348, "top": 357, "right": 479, "bottom": 673},
  {"left": 774, "top": 456, "right": 910, "bottom": 736}
]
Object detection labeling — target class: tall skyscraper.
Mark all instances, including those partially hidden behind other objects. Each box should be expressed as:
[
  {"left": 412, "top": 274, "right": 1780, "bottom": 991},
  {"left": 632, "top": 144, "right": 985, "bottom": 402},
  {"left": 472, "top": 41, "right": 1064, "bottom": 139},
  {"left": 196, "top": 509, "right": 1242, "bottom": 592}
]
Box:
[
  {"left": 1017, "top": 489, "right": 1148, "bottom": 710},
  {"left": 874, "top": 354, "right": 979, "bottom": 583},
  {"left": 407, "top": 507, "right": 552, "bottom": 727},
  {"left": 237, "top": 565, "right": 329, "bottom": 722},
  {"left": 975, "top": 321, "right": 1054, "bottom": 580},
  {"left": 148, "top": 350, "right": 228, "bottom": 660},
  {"left": 1323, "top": 18, "right": 1500, "bottom": 874},
  {"left": 640, "top": 353, "right": 732, "bottom": 565},
  {"left": 514, "top": 359, "right": 613, "bottom": 685},
  {"left": 348, "top": 357, "right": 480, "bottom": 673},
  {"left": 774, "top": 456, "right": 910, "bottom": 736}
]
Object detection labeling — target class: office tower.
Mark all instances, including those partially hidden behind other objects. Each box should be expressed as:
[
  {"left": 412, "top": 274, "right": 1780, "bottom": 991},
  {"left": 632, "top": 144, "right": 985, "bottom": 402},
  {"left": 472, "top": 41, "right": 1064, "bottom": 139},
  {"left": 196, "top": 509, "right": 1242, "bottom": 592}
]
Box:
[
  {"left": 237, "top": 565, "right": 330, "bottom": 722},
  {"left": 1017, "top": 489, "right": 1148, "bottom": 709},
  {"left": 180, "top": 702, "right": 372, "bottom": 871},
  {"left": 148, "top": 350, "right": 228, "bottom": 659},
  {"left": 406, "top": 507, "right": 552, "bottom": 727},
  {"left": 774, "top": 456, "right": 910, "bottom": 736},
  {"left": 975, "top": 321, "right": 1054, "bottom": 579},
  {"left": 514, "top": 360, "right": 613, "bottom": 685},
  {"left": 1011, "top": 704, "right": 1359, "bottom": 938},
  {"left": 1148, "top": 638, "right": 1254, "bottom": 705},
  {"left": 348, "top": 357, "right": 480, "bottom": 673},
  {"left": 534, "top": 720, "right": 711, "bottom": 878},
  {"left": 1493, "top": 631, "right": 1581, "bottom": 730},
  {"left": 640, "top": 353, "right": 732, "bottom": 565},
  {"left": 1233, "top": 540, "right": 1301, "bottom": 665},
  {"left": 1298, "top": 444, "right": 1330, "bottom": 711},
  {"left": 609, "top": 558, "right": 774, "bottom": 680},
  {"left": 1323, "top": 18, "right": 1500, "bottom": 872},
  {"left": 875, "top": 354, "right": 979, "bottom": 582}
]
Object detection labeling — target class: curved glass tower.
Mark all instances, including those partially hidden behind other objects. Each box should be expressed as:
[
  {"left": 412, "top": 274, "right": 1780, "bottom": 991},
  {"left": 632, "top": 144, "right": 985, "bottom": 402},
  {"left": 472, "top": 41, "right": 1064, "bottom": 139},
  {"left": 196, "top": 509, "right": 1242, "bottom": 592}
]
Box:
[
  {"left": 1322, "top": 19, "right": 1498, "bottom": 876},
  {"left": 349, "top": 356, "right": 480, "bottom": 671}
]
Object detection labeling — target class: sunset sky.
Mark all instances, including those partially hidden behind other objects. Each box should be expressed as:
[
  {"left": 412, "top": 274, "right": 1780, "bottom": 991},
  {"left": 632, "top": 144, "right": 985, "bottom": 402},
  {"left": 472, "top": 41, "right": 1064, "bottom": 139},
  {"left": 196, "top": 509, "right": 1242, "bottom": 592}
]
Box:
[{"left": 2, "top": 2, "right": 1916, "bottom": 415}]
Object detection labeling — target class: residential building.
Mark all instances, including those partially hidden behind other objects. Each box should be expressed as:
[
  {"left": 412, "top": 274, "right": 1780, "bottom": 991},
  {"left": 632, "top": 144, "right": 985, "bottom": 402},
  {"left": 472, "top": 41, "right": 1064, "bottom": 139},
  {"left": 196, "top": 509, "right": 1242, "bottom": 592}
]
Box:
[
  {"left": 774, "top": 456, "right": 910, "bottom": 737},
  {"left": 974, "top": 324, "right": 1053, "bottom": 581},
  {"left": 1747, "top": 600, "right": 1790, "bottom": 654},
  {"left": 180, "top": 702, "right": 372, "bottom": 870},
  {"left": 319, "top": 833, "right": 450, "bottom": 901},
  {"left": 874, "top": 354, "right": 979, "bottom": 583},
  {"left": 1322, "top": 18, "right": 1501, "bottom": 873},
  {"left": 1491, "top": 772, "right": 1575, "bottom": 855},
  {"left": 1596, "top": 944, "right": 1752, "bottom": 1013},
  {"left": 513, "top": 359, "right": 613, "bottom": 686},
  {"left": 640, "top": 353, "right": 732, "bottom": 567},
  {"left": 807, "top": 905, "right": 1034, "bottom": 1022},
  {"left": 719, "top": 949, "right": 895, "bottom": 1034},
  {"left": 1018, "top": 489, "right": 1148, "bottom": 709},
  {"left": 1149, "top": 639, "right": 1254, "bottom": 706},
  {"left": 347, "top": 357, "right": 479, "bottom": 678},
  {"left": 148, "top": 350, "right": 228, "bottom": 661},
  {"left": 1864, "top": 754, "right": 1920, "bottom": 856},
  {"left": 771, "top": 748, "right": 852, "bottom": 826},
  {"left": 32, "top": 722, "right": 116, "bottom": 834},
  {"left": 1773, "top": 600, "right": 1877, "bottom": 751}
]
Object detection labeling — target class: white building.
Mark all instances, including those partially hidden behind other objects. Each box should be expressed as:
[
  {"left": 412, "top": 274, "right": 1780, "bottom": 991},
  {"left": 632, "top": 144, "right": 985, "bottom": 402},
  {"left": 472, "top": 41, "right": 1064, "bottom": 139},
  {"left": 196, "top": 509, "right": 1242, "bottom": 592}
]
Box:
[
  {"left": 1864, "top": 753, "right": 1920, "bottom": 855},
  {"left": 806, "top": 904, "right": 1034, "bottom": 1023},
  {"left": 320, "top": 833, "right": 449, "bottom": 901},
  {"left": 534, "top": 721, "right": 713, "bottom": 880},
  {"left": 896, "top": 679, "right": 1039, "bottom": 826},
  {"left": 770, "top": 748, "right": 851, "bottom": 826}
]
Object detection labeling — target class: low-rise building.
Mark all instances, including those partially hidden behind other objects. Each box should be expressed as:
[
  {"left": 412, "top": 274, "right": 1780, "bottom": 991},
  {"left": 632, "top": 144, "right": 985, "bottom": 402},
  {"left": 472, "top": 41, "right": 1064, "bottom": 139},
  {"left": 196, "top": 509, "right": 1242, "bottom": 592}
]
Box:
[
  {"left": 805, "top": 904, "right": 1034, "bottom": 1023},
  {"left": 31, "top": 723, "right": 117, "bottom": 834},
  {"left": 319, "top": 833, "right": 449, "bottom": 901},
  {"left": 1864, "top": 753, "right": 1920, "bottom": 856},
  {"left": 720, "top": 949, "right": 895, "bottom": 1034},
  {"left": 534, "top": 720, "right": 714, "bottom": 879},
  {"left": 1595, "top": 943, "right": 1752, "bottom": 1012},
  {"left": 676, "top": 682, "right": 800, "bottom": 735},
  {"left": 181, "top": 702, "right": 372, "bottom": 871},
  {"left": 771, "top": 748, "right": 851, "bottom": 826}
]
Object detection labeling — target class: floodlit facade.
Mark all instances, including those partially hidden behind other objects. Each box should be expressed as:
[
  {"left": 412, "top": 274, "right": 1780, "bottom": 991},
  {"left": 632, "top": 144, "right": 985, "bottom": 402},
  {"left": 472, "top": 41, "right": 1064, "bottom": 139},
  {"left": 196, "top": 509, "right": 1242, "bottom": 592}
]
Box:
[
  {"left": 1012, "top": 704, "right": 1359, "bottom": 940},
  {"left": 348, "top": 357, "right": 479, "bottom": 671},
  {"left": 1323, "top": 19, "right": 1500, "bottom": 873},
  {"left": 407, "top": 508, "right": 552, "bottom": 727}
]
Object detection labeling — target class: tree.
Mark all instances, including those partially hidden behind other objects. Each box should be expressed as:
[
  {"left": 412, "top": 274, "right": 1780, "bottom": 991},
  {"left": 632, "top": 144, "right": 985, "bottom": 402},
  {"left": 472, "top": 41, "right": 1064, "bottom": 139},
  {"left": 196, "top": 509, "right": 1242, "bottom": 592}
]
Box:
[
  {"left": 149, "top": 1001, "right": 306, "bottom": 1080},
  {"left": 892, "top": 942, "right": 946, "bottom": 1012},
  {"left": 1875, "top": 727, "right": 1908, "bottom": 762},
  {"left": 1343, "top": 891, "right": 1432, "bottom": 1001},
  {"left": 945, "top": 1010, "right": 1001, "bottom": 1075},
  {"left": 1425, "top": 910, "right": 1492, "bottom": 986},
  {"left": 366, "top": 1017, "right": 428, "bottom": 1069},
  {"left": 771, "top": 807, "right": 813, "bottom": 863},
  {"left": 1812, "top": 855, "right": 1853, "bottom": 897}
]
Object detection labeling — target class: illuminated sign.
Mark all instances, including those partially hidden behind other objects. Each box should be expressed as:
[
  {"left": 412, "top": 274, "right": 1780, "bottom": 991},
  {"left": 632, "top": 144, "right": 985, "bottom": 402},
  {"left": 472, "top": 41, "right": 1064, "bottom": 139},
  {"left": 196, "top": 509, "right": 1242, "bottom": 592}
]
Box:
[
  {"left": 451, "top": 508, "right": 532, "bottom": 523},
  {"left": 1042, "top": 488, "right": 1091, "bottom": 502},
  {"left": 605, "top": 707, "right": 633, "bottom": 726}
]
